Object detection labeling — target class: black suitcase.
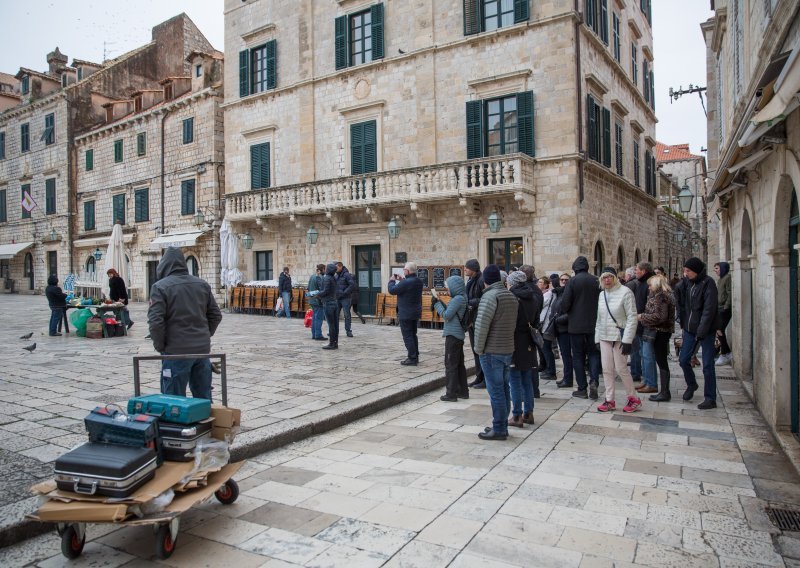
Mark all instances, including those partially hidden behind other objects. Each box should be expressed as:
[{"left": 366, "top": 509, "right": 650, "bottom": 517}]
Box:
[
  {"left": 158, "top": 420, "right": 213, "bottom": 462},
  {"left": 54, "top": 443, "right": 158, "bottom": 498}
]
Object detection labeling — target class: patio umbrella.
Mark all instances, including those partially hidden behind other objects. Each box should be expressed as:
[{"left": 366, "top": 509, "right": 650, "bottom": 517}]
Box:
[
  {"left": 219, "top": 218, "right": 243, "bottom": 306},
  {"left": 102, "top": 224, "right": 130, "bottom": 299}
]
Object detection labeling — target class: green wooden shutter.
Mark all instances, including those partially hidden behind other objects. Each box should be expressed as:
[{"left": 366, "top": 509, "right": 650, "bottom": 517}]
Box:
[
  {"left": 466, "top": 100, "right": 484, "bottom": 159},
  {"left": 371, "top": 4, "right": 384, "bottom": 59},
  {"left": 113, "top": 194, "right": 125, "bottom": 224},
  {"left": 266, "top": 40, "right": 277, "bottom": 89},
  {"left": 0, "top": 190, "right": 6, "bottom": 223},
  {"left": 137, "top": 133, "right": 146, "bottom": 156},
  {"left": 45, "top": 179, "right": 56, "bottom": 215},
  {"left": 181, "top": 180, "right": 195, "bottom": 215},
  {"left": 260, "top": 143, "right": 270, "bottom": 187},
  {"left": 239, "top": 50, "right": 250, "bottom": 97},
  {"left": 600, "top": 0, "right": 609, "bottom": 44},
  {"left": 250, "top": 145, "right": 261, "bottom": 189},
  {"left": 516, "top": 91, "right": 534, "bottom": 157},
  {"left": 514, "top": 0, "right": 529, "bottom": 23},
  {"left": 351, "top": 123, "right": 364, "bottom": 175},
  {"left": 463, "top": 0, "right": 482, "bottom": 35},
  {"left": 86, "top": 149, "right": 93, "bottom": 171},
  {"left": 643, "top": 60, "right": 649, "bottom": 103},
  {"left": 644, "top": 149, "right": 652, "bottom": 194},
  {"left": 650, "top": 69, "right": 655, "bottom": 110},
  {"left": 602, "top": 107, "right": 611, "bottom": 168},
  {"left": 586, "top": 0, "right": 595, "bottom": 32},
  {"left": 335, "top": 15, "right": 348, "bottom": 70},
  {"left": 0, "top": 132, "right": 5, "bottom": 160},
  {"left": 650, "top": 153, "right": 657, "bottom": 195},
  {"left": 586, "top": 95, "right": 596, "bottom": 161},
  {"left": 363, "top": 121, "right": 377, "bottom": 173},
  {"left": 84, "top": 201, "right": 94, "bottom": 230}
]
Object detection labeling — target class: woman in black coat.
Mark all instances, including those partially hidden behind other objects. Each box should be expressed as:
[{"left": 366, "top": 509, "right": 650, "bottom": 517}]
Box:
[
  {"left": 506, "top": 271, "right": 541, "bottom": 427},
  {"left": 107, "top": 268, "right": 133, "bottom": 329},
  {"left": 551, "top": 273, "right": 574, "bottom": 387}
]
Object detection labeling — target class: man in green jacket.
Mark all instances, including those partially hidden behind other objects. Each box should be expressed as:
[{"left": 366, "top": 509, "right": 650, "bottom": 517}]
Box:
[
  {"left": 714, "top": 262, "right": 732, "bottom": 365},
  {"left": 473, "top": 264, "right": 518, "bottom": 440}
]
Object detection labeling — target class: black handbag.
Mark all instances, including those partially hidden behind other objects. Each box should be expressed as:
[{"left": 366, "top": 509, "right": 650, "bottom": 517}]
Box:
[
  {"left": 642, "top": 327, "right": 658, "bottom": 343},
  {"left": 529, "top": 324, "right": 545, "bottom": 349}
]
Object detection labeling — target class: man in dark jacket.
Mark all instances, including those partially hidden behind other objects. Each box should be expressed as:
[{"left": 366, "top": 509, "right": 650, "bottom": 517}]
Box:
[
  {"left": 107, "top": 268, "right": 133, "bottom": 330},
  {"left": 317, "top": 262, "right": 340, "bottom": 349},
  {"left": 148, "top": 247, "right": 222, "bottom": 400},
  {"left": 632, "top": 262, "right": 657, "bottom": 393},
  {"left": 388, "top": 261, "right": 424, "bottom": 365},
  {"left": 674, "top": 257, "right": 719, "bottom": 409},
  {"left": 277, "top": 267, "right": 292, "bottom": 318},
  {"left": 45, "top": 275, "right": 67, "bottom": 336},
  {"left": 560, "top": 256, "right": 601, "bottom": 400},
  {"left": 465, "top": 259, "right": 486, "bottom": 387},
  {"left": 550, "top": 281, "right": 574, "bottom": 387},
  {"left": 335, "top": 262, "right": 356, "bottom": 337},
  {"left": 307, "top": 264, "right": 326, "bottom": 340}
]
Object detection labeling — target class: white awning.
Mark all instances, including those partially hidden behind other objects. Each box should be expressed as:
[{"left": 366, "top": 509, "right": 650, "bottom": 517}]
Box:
[
  {"left": 73, "top": 234, "right": 135, "bottom": 248},
  {"left": 150, "top": 230, "right": 205, "bottom": 250},
  {"left": 0, "top": 242, "right": 34, "bottom": 260},
  {"left": 752, "top": 44, "right": 800, "bottom": 125}
]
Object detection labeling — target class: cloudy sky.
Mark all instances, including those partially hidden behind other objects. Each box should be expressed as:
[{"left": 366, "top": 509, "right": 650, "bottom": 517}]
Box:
[{"left": 1, "top": 0, "right": 714, "bottom": 155}]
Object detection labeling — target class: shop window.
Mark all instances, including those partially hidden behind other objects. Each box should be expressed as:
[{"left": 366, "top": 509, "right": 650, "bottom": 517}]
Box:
[
  {"left": 489, "top": 237, "right": 523, "bottom": 272},
  {"left": 255, "top": 250, "right": 273, "bottom": 281}
]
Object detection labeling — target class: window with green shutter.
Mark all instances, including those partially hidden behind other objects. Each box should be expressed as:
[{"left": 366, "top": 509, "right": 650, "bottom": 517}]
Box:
[
  {"left": 21, "top": 123, "right": 29, "bottom": 153},
  {"left": 0, "top": 131, "right": 5, "bottom": 160},
  {"left": 644, "top": 149, "right": 652, "bottom": 195},
  {"left": 350, "top": 121, "right": 377, "bottom": 175},
  {"left": 112, "top": 193, "right": 125, "bottom": 225},
  {"left": 0, "top": 189, "right": 6, "bottom": 222},
  {"left": 85, "top": 149, "right": 93, "bottom": 171},
  {"left": 21, "top": 75, "right": 29, "bottom": 95},
  {"left": 21, "top": 184, "right": 31, "bottom": 219},
  {"left": 602, "top": 107, "right": 611, "bottom": 168},
  {"left": 240, "top": 39, "right": 277, "bottom": 97},
  {"left": 137, "top": 132, "right": 146, "bottom": 156},
  {"left": 114, "top": 139, "right": 123, "bottom": 163},
  {"left": 465, "top": 91, "right": 534, "bottom": 159},
  {"left": 84, "top": 200, "right": 95, "bottom": 231},
  {"left": 614, "top": 122, "right": 623, "bottom": 176},
  {"left": 43, "top": 113, "right": 55, "bottom": 145},
  {"left": 585, "top": 0, "right": 608, "bottom": 44},
  {"left": 649, "top": 68, "right": 655, "bottom": 110},
  {"left": 612, "top": 13, "right": 620, "bottom": 62},
  {"left": 45, "top": 178, "right": 56, "bottom": 215},
  {"left": 464, "top": 0, "right": 528, "bottom": 35},
  {"left": 587, "top": 95, "right": 611, "bottom": 167},
  {"left": 181, "top": 180, "right": 196, "bottom": 216},
  {"left": 182, "top": 118, "right": 194, "bottom": 144},
  {"left": 134, "top": 188, "right": 149, "bottom": 222},
  {"left": 250, "top": 143, "right": 271, "bottom": 190},
  {"left": 643, "top": 60, "right": 650, "bottom": 104},
  {"left": 631, "top": 44, "right": 638, "bottom": 86},
  {"left": 633, "top": 140, "right": 640, "bottom": 187},
  {"left": 335, "top": 4, "right": 385, "bottom": 70}
]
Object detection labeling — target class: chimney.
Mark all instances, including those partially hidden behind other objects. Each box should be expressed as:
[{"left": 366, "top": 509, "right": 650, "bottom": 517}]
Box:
[{"left": 47, "top": 47, "right": 68, "bottom": 75}]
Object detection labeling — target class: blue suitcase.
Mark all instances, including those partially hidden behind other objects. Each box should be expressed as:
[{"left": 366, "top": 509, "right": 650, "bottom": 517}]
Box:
[{"left": 127, "top": 394, "right": 211, "bottom": 425}]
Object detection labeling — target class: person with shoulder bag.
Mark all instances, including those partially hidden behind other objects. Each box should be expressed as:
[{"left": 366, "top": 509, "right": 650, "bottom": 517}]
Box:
[
  {"left": 538, "top": 277, "right": 557, "bottom": 380},
  {"left": 637, "top": 274, "right": 676, "bottom": 402},
  {"left": 506, "top": 271, "right": 542, "bottom": 427},
  {"left": 307, "top": 264, "right": 326, "bottom": 341}
]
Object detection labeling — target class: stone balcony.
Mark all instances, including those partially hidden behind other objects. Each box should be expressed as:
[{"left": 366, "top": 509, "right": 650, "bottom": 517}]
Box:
[{"left": 225, "top": 153, "right": 537, "bottom": 221}]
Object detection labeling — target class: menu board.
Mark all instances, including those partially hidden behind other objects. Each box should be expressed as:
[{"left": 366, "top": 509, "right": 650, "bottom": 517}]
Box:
[
  {"left": 432, "top": 267, "right": 446, "bottom": 289},
  {"left": 416, "top": 267, "right": 430, "bottom": 289},
  {"left": 448, "top": 266, "right": 463, "bottom": 278}
]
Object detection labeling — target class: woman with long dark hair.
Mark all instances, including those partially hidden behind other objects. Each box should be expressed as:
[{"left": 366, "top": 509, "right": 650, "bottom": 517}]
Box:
[{"left": 107, "top": 268, "right": 133, "bottom": 329}]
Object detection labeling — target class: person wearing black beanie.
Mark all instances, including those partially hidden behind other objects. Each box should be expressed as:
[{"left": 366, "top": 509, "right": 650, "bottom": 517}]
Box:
[
  {"left": 674, "top": 256, "right": 719, "bottom": 409},
  {"left": 465, "top": 259, "right": 486, "bottom": 388}
]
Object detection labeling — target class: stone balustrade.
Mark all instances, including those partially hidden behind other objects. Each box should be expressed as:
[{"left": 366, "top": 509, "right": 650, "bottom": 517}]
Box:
[{"left": 225, "top": 153, "right": 535, "bottom": 220}]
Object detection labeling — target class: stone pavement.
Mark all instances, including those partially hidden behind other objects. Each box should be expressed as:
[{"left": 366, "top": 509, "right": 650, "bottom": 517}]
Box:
[
  {"left": 4, "top": 312, "right": 800, "bottom": 566},
  {"left": 0, "top": 295, "right": 456, "bottom": 546}
]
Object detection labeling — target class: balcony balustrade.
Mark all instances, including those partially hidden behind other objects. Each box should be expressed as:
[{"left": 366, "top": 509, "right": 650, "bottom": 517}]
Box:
[{"left": 225, "top": 153, "right": 535, "bottom": 221}]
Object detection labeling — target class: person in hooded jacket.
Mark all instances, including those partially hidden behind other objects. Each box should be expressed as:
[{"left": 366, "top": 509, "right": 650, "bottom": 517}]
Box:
[
  {"left": 307, "top": 264, "right": 326, "bottom": 340},
  {"left": 335, "top": 262, "right": 356, "bottom": 337},
  {"left": 714, "top": 261, "right": 732, "bottom": 365},
  {"left": 507, "top": 271, "right": 542, "bottom": 427},
  {"left": 560, "top": 256, "right": 601, "bottom": 400},
  {"left": 552, "top": 273, "right": 574, "bottom": 387},
  {"left": 464, "top": 259, "right": 486, "bottom": 388},
  {"left": 431, "top": 275, "right": 468, "bottom": 401},
  {"left": 148, "top": 247, "right": 222, "bottom": 400},
  {"left": 45, "top": 275, "right": 68, "bottom": 336},
  {"left": 674, "top": 257, "right": 719, "bottom": 409},
  {"left": 317, "top": 262, "right": 340, "bottom": 349}
]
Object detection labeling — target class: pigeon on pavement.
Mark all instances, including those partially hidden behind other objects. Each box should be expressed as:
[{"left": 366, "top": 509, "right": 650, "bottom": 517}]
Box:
[
  {"left": 19, "top": 332, "right": 33, "bottom": 340},
  {"left": 22, "top": 343, "right": 36, "bottom": 353}
]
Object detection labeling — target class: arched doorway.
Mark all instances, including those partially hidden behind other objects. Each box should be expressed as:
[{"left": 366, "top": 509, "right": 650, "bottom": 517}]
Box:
[
  {"left": 741, "top": 209, "right": 754, "bottom": 379},
  {"left": 186, "top": 255, "right": 199, "bottom": 277},
  {"left": 790, "top": 192, "right": 799, "bottom": 432},
  {"left": 617, "top": 246, "right": 624, "bottom": 272},
  {"left": 634, "top": 248, "right": 641, "bottom": 265},
  {"left": 593, "top": 241, "right": 604, "bottom": 276},
  {"left": 648, "top": 250, "right": 653, "bottom": 263},
  {"left": 24, "top": 252, "right": 34, "bottom": 290}
]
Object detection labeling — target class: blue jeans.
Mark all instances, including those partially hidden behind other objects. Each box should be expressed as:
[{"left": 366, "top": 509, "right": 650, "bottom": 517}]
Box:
[
  {"left": 480, "top": 353, "right": 512, "bottom": 435},
  {"left": 571, "top": 333, "right": 600, "bottom": 390},
  {"left": 49, "top": 308, "right": 63, "bottom": 335},
  {"left": 630, "top": 336, "right": 642, "bottom": 378},
  {"left": 679, "top": 331, "right": 717, "bottom": 401},
  {"left": 311, "top": 305, "right": 325, "bottom": 338},
  {"left": 161, "top": 358, "right": 212, "bottom": 400},
  {"left": 278, "top": 291, "right": 292, "bottom": 318},
  {"left": 324, "top": 301, "right": 339, "bottom": 344},
  {"left": 509, "top": 368, "right": 534, "bottom": 416},
  {"left": 641, "top": 338, "right": 657, "bottom": 388},
  {"left": 338, "top": 297, "right": 352, "bottom": 333},
  {"left": 542, "top": 339, "right": 557, "bottom": 376},
  {"left": 557, "top": 332, "right": 574, "bottom": 384}
]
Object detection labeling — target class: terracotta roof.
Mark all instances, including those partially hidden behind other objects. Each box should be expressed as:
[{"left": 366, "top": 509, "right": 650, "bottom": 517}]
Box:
[{"left": 655, "top": 141, "right": 704, "bottom": 163}]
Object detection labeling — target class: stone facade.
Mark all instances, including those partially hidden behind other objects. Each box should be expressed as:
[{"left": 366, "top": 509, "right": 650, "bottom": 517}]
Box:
[
  {"left": 0, "top": 14, "right": 216, "bottom": 295},
  {"left": 703, "top": 0, "right": 800, "bottom": 436},
  {"left": 223, "top": 0, "right": 659, "bottom": 294}
]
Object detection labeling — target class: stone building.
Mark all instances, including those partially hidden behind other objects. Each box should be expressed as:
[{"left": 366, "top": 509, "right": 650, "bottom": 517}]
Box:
[
  {"left": 223, "top": 0, "right": 659, "bottom": 313},
  {"left": 702, "top": 0, "right": 800, "bottom": 438},
  {"left": 0, "top": 14, "right": 217, "bottom": 295}
]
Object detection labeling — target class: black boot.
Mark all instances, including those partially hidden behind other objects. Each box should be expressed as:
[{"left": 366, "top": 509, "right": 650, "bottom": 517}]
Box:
[
  {"left": 322, "top": 342, "right": 338, "bottom": 350},
  {"left": 650, "top": 367, "right": 671, "bottom": 402}
]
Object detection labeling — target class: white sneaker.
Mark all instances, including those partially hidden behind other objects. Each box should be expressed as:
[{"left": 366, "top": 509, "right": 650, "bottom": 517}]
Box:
[{"left": 715, "top": 354, "right": 731, "bottom": 366}]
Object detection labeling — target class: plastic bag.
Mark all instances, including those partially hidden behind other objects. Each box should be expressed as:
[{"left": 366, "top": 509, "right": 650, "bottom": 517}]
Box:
[
  {"left": 178, "top": 438, "right": 230, "bottom": 484},
  {"left": 275, "top": 297, "right": 284, "bottom": 311},
  {"left": 304, "top": 309, "right": 313, "bottom": 328},
  {"left": 69, "top": 309, "right": 93, "bottom": 337},
  {"left": 130, "top": 489, "right": 175, "bottom": 518}
]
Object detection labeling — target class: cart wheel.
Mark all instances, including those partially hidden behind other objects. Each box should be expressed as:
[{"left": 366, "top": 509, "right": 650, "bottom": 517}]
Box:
[
  {"left": 61, "top": 525, "right": 85, "bottom": 559},
  {"left": 215, "top": 479, "right": 239, "bottom": 505},
  {"left": 155, "top": 524, "right": 177, "bottom": 559}
]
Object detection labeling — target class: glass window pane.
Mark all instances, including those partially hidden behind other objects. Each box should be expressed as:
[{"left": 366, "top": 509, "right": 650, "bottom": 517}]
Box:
[
  {"left": 504, "top": 96, "right": 516, "bottom": 112},
  {"left": 487, "top": 100, "right": 500, "bottom": 115},
  {"left": 501, "top": 0, "right": 513, "bottom": 10},
  {"left": 510, "top": 239, "right": 524, "bottom": 267},
  {"left": 485, "top": 1, "right": 498, "bottom": 17}
]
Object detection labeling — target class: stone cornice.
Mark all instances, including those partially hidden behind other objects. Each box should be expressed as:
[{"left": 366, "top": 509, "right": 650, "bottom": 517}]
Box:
[
  {"left": 0, "top": 91, "right": 67, "bottom": 121},
  {"left": 711, "top": 8, "right": 727, "bottom": 55}
]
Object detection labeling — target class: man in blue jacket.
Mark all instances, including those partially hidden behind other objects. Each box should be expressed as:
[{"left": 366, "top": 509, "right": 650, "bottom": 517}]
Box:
[
  {"left": 316, "top": 262, "right": 340, "bottom": 350},
  {"left": 388, "top": 261, "right": 424, "bottom": 365},
  {"left": 335, "top": 262, "right": 356, "bottom": 337}
]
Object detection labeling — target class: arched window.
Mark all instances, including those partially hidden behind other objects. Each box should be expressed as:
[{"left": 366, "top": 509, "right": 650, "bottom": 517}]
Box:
[
  {"left": 634, "top": 248, "right": 641, "bottom": 265},
  {"left": 616, "top": 246, "right": 624, "bottom": 271},
  {"left": 648, "top": 250, "right": 653, "bottom": 263},
  {"left": 593, "top": 241, "right": 604, "bottom": 276},
  {"left": 186, "top": 255, "right": 199, "bottom": 277},
  {"left": 741, "top": 210, "right": 753, "bottom": 257},
  {"left": 86, "top": 256, "right": 96, "bottom": 274}
]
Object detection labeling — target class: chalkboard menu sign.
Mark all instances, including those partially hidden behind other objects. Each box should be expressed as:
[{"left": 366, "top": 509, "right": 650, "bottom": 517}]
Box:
[
  {"left": 448, "top": 266, "right": 463, "bottom": 278},
  {"left": 432, "top": 267, "right": 446, "bottom": 289},
  {"left": 416, "top": 267, "right": 430, "bottom": 289}
]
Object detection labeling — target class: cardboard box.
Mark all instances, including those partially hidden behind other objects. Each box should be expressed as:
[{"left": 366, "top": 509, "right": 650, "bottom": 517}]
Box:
[
  {"left": 211, "top": 426, "right": 236, "bottom": 444},
  {"left": 211, "top": 405, "right": 241, "bottom": 429}
]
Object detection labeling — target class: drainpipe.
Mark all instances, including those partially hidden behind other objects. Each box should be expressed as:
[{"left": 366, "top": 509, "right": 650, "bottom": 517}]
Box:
[
  {"left": 575, "top": 0, "right": 584, "bottom": 204},
  {"left": 160, "top": 107, "right": 172, "bottom": 236},
  {"left": 65, "top": 92, "right": 75, "bottom": 274}
]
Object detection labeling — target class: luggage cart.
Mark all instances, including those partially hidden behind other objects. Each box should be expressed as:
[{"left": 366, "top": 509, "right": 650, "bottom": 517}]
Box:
[{"left": 32, "top": 353, "right": 241, "bottom": 560}]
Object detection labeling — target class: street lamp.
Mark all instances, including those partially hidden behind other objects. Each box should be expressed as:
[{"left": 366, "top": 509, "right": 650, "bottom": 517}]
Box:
[
  {"left": 488, "top": 209, "right": 502, "bottom": 233},
  {"left": 194, "top": 208, "right": 205, "bottom": 227},
  {"left": 93, "top": 247, "right": 103, "bottom": 261},
  {"left": 674, "top": 230, "right": 685, "bottom": 244},
  {"left": 677, "top": 184, "right": 694, "bottom": 214},
  {"left": 306, "top": 225, "right": 319, "bottom": 245},
  {"left": 241, "top": 232, "right": 254, "bottom": 250},
  {"left": 388, "top": 216, "right": 401, "bottom": 239}
]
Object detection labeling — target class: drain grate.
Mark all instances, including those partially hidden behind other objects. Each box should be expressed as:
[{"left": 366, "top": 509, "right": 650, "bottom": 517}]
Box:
[
  {"left": 766, "top": 507, "right": 800, "bottom": 531},
  {"left": 716, "top": 375, "right": 738, "bottom": 381}
]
